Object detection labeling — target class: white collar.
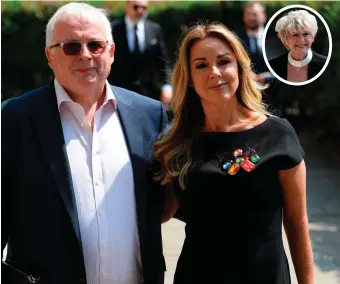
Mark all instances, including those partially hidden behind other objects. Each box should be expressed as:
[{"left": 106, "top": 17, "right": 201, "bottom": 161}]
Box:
[
  {"left": 125, "top": 15, "right": 144, "bottom": 31},
  {"left": 54, "top": 78, "right": 117, "bottom": 110},
  {"left": 246, "top": 26, "right": 264, "bottom": 37},
  {"left": 288, "top": 49, "right": 313, "bottom": 68}
]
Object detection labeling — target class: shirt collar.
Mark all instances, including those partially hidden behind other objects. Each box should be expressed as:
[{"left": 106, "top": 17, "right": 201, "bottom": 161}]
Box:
[
  {"left": 103, "top": 81, "right": 117, "bottom": 109},
  {"left": 246, "top": 26, "right": 264, "bottom": 37},
  {"left": 54, "top": 78, "right": 117, "bottom": 110},
  {"left": 125, "top": 15, "right": 144, "bottom": 31}
]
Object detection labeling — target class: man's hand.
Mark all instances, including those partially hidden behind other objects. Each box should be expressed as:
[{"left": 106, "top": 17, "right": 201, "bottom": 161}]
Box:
[
  {"left": 160, "top": 88, "right": 173, "bottom": 110},
  {"left": 255, "top": 71, "right": 273, "bottom": 84}
]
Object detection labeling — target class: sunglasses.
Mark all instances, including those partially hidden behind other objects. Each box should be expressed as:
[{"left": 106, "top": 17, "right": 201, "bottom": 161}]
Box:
[
  {"left": 133, "top": 4, "right": 147, "bottom": 11},
  {"left": 49, "top": 40, "right": 108, "bottom": 56}
]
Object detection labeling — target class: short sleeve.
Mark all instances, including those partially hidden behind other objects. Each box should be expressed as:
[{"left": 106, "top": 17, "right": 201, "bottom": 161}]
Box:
[{"left": 275, "top": 119, "right": 305, "bottom": 170}]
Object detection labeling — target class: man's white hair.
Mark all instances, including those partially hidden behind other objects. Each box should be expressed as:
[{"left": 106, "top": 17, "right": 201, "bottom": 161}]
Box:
[
  {"left": 275, "top": 9, "right": 318, "bottom": 44},
  {"left": 45, "top": 2, "right": 113, "bottom": 47}
]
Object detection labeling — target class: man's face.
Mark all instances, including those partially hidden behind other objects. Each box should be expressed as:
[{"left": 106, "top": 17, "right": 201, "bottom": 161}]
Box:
[
  {"left": 244, "top": 4, "right": 266, "bottom": 31},
  {"left": 125, "top": 0, "right": 148, "bottom": 22},
  {"left": 45, "top": 17, "right": 115, "bottom": 95}
]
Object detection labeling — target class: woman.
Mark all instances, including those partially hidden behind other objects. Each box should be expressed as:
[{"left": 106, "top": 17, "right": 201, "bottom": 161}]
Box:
[
  {"left": 156, "top": 23, "right": 314, "bottom": 284},
  {"left": 270, "top": 9, "right": 327, "bottom": 82}
]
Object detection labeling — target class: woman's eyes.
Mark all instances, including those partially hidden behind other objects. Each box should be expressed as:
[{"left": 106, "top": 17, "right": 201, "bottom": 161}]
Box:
[
  {"left": 292, "top": 33, "right": 310, "bottom": 37},
  {"left": 219, "top": 60, "right": 230, "bottom": 65},
  {"left": 195, "top": 60, "right": 230, "bottom": 69},
  {"left": 196, "top": 63, "right": 208, "bottom": 69}
]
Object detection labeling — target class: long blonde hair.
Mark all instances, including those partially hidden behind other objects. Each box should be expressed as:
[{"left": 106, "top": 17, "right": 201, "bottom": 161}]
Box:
[{"left": 154, "top": 23, "right": 269, "bottom": 189}]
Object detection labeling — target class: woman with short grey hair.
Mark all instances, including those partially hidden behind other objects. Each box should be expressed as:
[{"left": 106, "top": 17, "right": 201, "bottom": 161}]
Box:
[{"left": 269, "top": 9, "right": 327, "bottom": 83}]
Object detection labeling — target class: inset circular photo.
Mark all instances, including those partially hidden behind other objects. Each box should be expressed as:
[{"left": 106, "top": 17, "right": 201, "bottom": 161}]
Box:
[{"left": 262, "top": 4, "right": 332, "bottom": 86}]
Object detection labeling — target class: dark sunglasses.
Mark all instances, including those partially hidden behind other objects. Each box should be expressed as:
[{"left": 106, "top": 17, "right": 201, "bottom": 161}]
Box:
[
  {"left": 49, "top": 40, "right": 108, "bottom": 56},
  {"left": 133, "top": 4, "right": 147, "bottom": 11}
]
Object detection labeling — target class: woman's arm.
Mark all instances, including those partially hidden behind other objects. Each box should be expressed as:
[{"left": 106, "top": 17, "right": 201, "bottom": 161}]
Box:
[
  {"left": 279, "top": 160, "right": 314, "bottom": 284},
  {"left": 162, "top": 182, "right": 180, "bottom": 223}
]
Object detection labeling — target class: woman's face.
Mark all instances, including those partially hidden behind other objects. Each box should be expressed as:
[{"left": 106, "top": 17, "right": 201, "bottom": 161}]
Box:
[
  {"left": 285, "top": 28, "right": 314, "bottom": 58},
  {"left": 189, "top": 37, "right": 239, "bottom": 104}
]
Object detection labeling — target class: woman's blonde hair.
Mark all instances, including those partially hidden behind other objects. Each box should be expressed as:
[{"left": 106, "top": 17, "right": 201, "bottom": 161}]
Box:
[{"left": 154, "top": 23, "right": 269, "bottom": 189}]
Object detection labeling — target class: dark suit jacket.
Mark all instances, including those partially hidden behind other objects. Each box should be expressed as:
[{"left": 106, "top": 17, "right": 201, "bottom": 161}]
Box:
[
  {"left": 269, "top": 51, "right": 327, "bottom": 80},
  {"left": 237, "top": 28, "right": 269, "bottom": 74},
  {"left": 108, "top": 19, "right": 170, "bottom": 100},
  {"left": 1, "top": 85, "right": 168, "bottom": 284}
]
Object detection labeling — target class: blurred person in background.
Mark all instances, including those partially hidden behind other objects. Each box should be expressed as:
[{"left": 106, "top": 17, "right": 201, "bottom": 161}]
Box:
[
  {"left": 237, "top": 2, "right": 274, "bottom": 84},
  {"left": 270, "top": 9, "right": 327, "bottom": 83},
  {"left": 108, "top": 0, "right": 173, "bottom": 109},
  {"left": 155, "top": 23, "right": 314, "bottom": 284},
  {"left": 2, "top": 3, "right": 168, "bottom": 284}
]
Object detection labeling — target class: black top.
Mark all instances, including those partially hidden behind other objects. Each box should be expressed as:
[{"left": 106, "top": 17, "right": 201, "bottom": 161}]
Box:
[
  {"left": 174, "top": 116, "right": 304, "bottom": 284},
  {"left": 269, "top": 51, "right": 327, "bottom": 81}
]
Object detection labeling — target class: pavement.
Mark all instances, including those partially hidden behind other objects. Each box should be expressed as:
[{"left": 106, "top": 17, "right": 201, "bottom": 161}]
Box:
[{"left": 162, "top": 144, "right": 340, "bottom": 284}]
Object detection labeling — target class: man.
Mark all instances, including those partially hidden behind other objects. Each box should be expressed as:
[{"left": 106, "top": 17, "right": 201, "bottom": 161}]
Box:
[
  {"left": 2, "top": 3, "right": 167, "bottom": 284},
  {"left": 237, "top": 2, "right": 274, "bottom": 83},
  {"left": 108, "top": 0, "right": 172, "bottom": 107}
]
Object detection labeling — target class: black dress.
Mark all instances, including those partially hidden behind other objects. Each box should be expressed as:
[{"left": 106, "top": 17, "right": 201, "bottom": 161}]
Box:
[{"left": 174, "top": 116, "right": 304, "bottom": 284}]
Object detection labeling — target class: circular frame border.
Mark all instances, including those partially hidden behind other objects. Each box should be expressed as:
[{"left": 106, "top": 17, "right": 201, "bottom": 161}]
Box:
[{"left": 262, "top": 4, "right": 333, "bottom": 86}]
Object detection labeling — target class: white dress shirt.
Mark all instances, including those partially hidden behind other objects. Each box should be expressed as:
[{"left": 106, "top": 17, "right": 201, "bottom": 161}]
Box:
[
  {"left": 55, "top": 79, "right": 142, "bottom": 284},
  {"left": 247, "top": 26, "right": 264, "bottom": 53},
  {"left": 125, "top": 16, "right": 145, "bottom": 53}
]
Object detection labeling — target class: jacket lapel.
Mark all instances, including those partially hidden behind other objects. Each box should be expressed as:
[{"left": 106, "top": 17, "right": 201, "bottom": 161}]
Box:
[
  {"left": 144, "top": 21, "right": 152, "bottom": 52},
  {"left": 308, "top": 52, "right": 319, "bottom": 79},
  {"left": 111, "top": 86, "right": 149, "bottom": 272},
  {"left": 121, "top": 21, "right": 132, "bottom": 55},
  {"left": 29, "top": 85, "right": 82, "bottom": 247}
]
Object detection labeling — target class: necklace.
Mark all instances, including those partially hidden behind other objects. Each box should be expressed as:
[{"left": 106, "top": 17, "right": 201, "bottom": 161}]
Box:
[{"left": 288, "top": 49, "right": 313, "bottom": 68}]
